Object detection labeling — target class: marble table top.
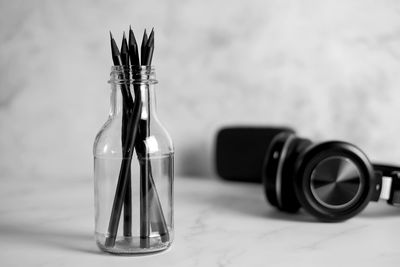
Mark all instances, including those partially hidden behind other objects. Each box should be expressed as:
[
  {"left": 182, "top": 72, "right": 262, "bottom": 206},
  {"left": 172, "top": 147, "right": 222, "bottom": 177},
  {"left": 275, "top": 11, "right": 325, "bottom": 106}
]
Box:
[{"left": 0, "top": 175, "right": 399, "bottom": 267}]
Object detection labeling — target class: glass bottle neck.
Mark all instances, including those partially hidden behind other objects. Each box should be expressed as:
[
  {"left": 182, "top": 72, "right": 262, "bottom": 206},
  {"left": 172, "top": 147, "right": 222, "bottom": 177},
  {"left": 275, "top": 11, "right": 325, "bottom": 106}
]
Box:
[{"left": 110, "top": 84, "right": 157, "bottom": 120}]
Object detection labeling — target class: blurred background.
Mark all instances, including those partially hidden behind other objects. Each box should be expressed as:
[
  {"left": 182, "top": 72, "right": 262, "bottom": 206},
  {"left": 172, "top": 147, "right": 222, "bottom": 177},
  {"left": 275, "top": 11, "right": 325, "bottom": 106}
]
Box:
[{"left": 1, "top": 0, "right": 400, "bottom": 181}]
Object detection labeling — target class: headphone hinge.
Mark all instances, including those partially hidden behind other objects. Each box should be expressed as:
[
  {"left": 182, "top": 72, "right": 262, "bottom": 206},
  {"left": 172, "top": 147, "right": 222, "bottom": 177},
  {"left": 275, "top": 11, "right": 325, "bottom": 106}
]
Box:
[
  {"left": 371, "top": 171, "right": 382, "bottom": 202},
  {"left": 388, "top": 172, "right": 400, "bottom": 206}
]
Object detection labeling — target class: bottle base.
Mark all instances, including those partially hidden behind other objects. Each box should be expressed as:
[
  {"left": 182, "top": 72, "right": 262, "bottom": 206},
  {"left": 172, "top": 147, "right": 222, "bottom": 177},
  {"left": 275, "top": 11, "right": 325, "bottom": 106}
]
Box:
[{"left": 95, "top": 233, "right": 172, "bottom": 255}]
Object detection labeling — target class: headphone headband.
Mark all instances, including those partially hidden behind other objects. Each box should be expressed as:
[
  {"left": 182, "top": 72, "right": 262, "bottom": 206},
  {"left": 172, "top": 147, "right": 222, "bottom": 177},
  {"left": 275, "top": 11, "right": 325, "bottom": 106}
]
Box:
[{"left": 373, "top": 163, "right": 400, "bottom": 176}]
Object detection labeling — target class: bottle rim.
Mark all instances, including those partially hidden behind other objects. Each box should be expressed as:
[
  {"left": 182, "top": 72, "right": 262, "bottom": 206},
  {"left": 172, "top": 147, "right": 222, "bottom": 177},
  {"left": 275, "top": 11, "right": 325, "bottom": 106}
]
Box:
[{"left": 108, "top": 65, "right": 157, "bottom": 84}]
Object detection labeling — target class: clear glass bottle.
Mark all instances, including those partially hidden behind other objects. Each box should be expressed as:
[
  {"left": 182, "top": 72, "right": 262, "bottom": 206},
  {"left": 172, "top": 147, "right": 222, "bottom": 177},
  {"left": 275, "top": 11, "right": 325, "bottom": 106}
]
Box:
[{"left": 93, "top": 66, "right": 174, "bottom": 254}]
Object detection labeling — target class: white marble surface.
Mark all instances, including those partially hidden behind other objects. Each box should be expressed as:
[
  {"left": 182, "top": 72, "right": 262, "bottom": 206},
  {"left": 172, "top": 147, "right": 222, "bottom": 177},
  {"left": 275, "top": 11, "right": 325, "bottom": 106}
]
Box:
[
  {"left": 0, "top": 175, "right": 399, "bottom": 266},
  {"left": 1, "top": 1, "right": 400, "bottom": 180}
]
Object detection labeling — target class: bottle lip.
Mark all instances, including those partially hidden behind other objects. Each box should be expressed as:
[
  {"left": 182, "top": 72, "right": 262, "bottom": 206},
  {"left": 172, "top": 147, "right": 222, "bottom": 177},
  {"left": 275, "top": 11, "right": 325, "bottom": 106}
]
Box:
[
  {"left": 109, "top": 65, "right": 157, "bottom": 84},
  {"left": 110, "top": 65, "right": 155, "bottom": 73}
]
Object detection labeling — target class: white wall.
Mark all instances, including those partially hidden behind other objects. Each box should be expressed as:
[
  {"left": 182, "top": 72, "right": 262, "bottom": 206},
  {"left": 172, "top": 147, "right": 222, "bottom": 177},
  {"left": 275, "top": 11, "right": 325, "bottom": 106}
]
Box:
[{"left": 1, "top": 0, "right": 400, "bottom": 180}]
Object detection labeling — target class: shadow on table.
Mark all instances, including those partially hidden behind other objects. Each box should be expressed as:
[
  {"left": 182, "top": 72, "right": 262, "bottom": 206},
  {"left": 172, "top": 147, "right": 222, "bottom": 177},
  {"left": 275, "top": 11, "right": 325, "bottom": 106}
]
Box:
[
  {"left": 179, "top": 179, "right": 317, "bottom": 223},
  {"left": 0, "top": 223, "right": 102, "bottom": 255},
  {"left": 181, "top": 178, "right": 400, "bottom": 223}
]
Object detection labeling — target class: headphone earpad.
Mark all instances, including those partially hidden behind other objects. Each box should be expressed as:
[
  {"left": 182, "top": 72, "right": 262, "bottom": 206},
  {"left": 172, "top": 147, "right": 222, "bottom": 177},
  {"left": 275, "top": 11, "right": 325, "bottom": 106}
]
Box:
[
  {"left": 263, "top": 132, "right": 292, "bottom": 208},
  {"left": 279, "top": 138, "right": 312, "bottom": 212},
  {"left": 263, "top": 132, "right": 311, "bottom": 212}
]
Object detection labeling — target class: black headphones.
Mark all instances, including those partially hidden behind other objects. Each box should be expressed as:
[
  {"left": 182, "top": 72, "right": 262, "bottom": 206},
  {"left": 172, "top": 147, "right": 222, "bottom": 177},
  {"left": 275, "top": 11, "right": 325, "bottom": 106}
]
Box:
[
  {"left": 263, "top": 130, "right": 400, "bottom": 222},
  {"left": 215, "top": 126, "right": 400, "bottom": 222}
]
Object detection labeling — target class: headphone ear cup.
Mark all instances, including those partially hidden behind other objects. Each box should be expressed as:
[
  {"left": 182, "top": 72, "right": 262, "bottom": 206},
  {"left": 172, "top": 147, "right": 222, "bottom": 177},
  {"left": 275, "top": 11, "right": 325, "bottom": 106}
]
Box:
[
  {"left": 279, "top": 138, "right": 312, "bottom": 212},
  {"left": 215, "top": 127, "right": 295, "bottom": 182},
  {"left": 294, "top": 142, "right": 375, "bottom": 222},
  {"left": 262, "top": 132, "right": 311, "bottom": 212},
  {"left": 263, "top": 132, "right": 292, "bottom": 208}
]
